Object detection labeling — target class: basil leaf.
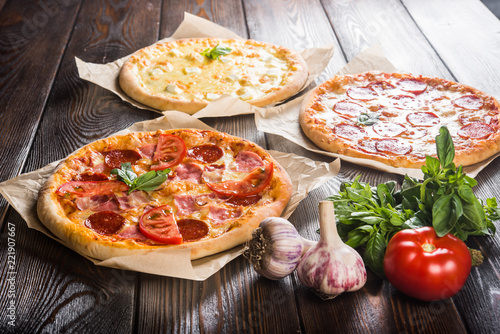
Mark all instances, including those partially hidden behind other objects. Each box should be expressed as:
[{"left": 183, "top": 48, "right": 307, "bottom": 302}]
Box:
[
  {"left": 435, "top": 126, "right": 455, "bottom": 168},
  {"left": 364, "top": 230, "right": 387, "bottom": 279},
  {"left": 461, "top": 198, "right": 486, "bottom": 230},
  {"left": 110, "top": 162, "right": 137, "bottom": 186},
  {"left": 423, "top": 156, "right": 440, "bottom": 176},
  {"left": 356, "top": 112, "right": 380, "bottom": 126},
  {"left": 432, "top": 193, "right": 462, "bottom": 236},
  {"left": 201, "top": 45, "right": 232, "bottom": 60},
  {"left": 129, "top": 169, "right": 170, "bottom": 193}
]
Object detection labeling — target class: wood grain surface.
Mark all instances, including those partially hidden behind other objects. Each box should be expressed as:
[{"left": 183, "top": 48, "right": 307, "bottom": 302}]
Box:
[{"left": 1, "top": 0, "right": 500, "bottom": 333}]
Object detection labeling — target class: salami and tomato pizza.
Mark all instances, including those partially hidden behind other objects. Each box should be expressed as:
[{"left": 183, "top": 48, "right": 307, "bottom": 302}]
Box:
[
  {"left": 37, "top": 129, "right": 292, "bottom": 260},
  {"left": 119, "top": 38, "right": 308, "bottom": 114},
  {"left": 299, "top": 71, "right": 500, "bottom": 168}
]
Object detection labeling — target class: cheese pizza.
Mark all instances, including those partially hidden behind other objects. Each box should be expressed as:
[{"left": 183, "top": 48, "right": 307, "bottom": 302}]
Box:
[
  {"left": 37, "top": 129, "right": 292, "bottom": 260},
  {"left": 299, "top": 71, "right": 500, "bottom": 169},
  {"left": 119, "top": 38, "right": 308, "bottom": 114}
]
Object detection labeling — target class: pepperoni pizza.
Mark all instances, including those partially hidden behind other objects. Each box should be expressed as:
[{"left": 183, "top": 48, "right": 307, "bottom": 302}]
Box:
[
  {"left": 299, "top": 71, "right": 500, "bottom": 168},
  {"left": 37, "top": 129, "right": 292, "bottom": 260}
]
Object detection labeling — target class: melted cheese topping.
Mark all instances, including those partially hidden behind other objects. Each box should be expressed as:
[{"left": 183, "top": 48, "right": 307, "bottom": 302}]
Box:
[
  {"left": 128, "top": 38, "right": 301, "bottom": 103},
  {"left": 307, "top": 73, "right": 500, "bottom": 159}
]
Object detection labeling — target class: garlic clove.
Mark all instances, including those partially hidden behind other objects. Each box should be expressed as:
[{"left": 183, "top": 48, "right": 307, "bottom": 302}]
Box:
[
  {"left": 297, "top": 201, "right": 367, "bottom": 300},
  {"left": 244, "top": 217, "right": 315, "bottom": 280}
]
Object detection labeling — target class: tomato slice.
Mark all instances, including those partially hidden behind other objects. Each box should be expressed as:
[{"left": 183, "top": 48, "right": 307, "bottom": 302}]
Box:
[
  {"left": 139, "top": 205, "right": 182, "bottom": 244},
  {"left": 206, "top": 163, "right": 274, "bottom": 197},
  {"left": 56, "top": 180, "right": 129, "bottom": 197},
  {"left": 151, "top": 134, "right": 187, "bottom": 170}
]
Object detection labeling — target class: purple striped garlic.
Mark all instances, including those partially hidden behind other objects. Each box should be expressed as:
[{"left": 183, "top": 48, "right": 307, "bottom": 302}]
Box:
[
  {"left": 244, "top": 217, "right": 316, "bottom": 280},
  {"left": 297, "top": 201, "right": 367, "bottom": 300}
]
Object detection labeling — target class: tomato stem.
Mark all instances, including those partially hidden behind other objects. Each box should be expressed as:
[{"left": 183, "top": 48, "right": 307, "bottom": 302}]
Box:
[{"left": 421, "top": 243, "right": 436, "bottom": 252}]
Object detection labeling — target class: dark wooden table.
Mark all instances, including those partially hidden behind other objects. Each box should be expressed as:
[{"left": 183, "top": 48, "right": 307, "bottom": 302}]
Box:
[{"left": 2, "top": 0, "right": 500, "bottom": 333}]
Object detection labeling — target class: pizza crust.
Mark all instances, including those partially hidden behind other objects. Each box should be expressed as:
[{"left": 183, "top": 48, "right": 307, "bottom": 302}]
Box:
[
  {"left": 300, "top": 72, "right": 500, "bottom": 169},
  {"left": 37, "top": 129, "right": 292, "bottom": 261},
  {"left": 119, "top": 38, "right": 308, "bottom": 114}
]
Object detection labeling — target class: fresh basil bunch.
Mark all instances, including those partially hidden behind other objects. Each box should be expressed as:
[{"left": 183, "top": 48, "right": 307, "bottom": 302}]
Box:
[{"left": 327, "top": 127, "right": 499, "bottom": 278}]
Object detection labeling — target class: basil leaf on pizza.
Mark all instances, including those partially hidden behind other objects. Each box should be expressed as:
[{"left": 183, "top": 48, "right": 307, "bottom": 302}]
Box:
[
  {"left": 299, "top": 71, "right": 500, "bottom": 169},
  {"left": 119, "top": 37, "right": 308, "bottom": 114},
  {"left": 37, "top": 129, "right": 292, "bottom": 261},
  {"left": 201, "top": 44, "right": 232, "bottom": 60},
  {"left": 111, "top": 163, "right": 170, "bottom": 194}
]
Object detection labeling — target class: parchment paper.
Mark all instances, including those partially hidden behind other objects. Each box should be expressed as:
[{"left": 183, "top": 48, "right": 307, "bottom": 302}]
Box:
[
  {"left": 255, "top": 44, "right": 499, "bottom": 179},
  {"left": 0, "top": 112, "right": 340, "bottom": 281},
  {"left": 75, "top": 12, "right": 335, "bottom": 117}
]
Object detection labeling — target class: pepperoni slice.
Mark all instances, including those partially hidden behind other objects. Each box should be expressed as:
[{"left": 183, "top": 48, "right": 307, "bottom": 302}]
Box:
[
  {"left": 396, "top": 79, "right": 427, "bottom": 94},
  {"left": 139, "top": 205, "right": 182, "bottom": 244},
  {"left": 375, "top": 139, "right": 412, "bottom": 155},
  {"left": 390, "top": 95, "right": 420, "bottom": 109},
  {"left": 73, "top": 172, "right": 108, "bottom": 181},
  {"left": 84, "top": 211, "right": 125, "bottom": 236},
  {"left": 56, "top": 180, "right": 129, "bottom": 197},
  {"left": 224, "top": 194, "right": 262, "bottom": 207},
  {"left": 459, "top": 114, "right": 497, "bottom": 126},
  {"left": 373, "top": 122, "right": 406, "bottom": 137},
  {"left": 151, "top": 134, "right": 187, "bottom": 171},
  {"left": 104, "top": 150, "right": 142, "bottom": 169},
  {"left": 407, "top": 112, "right": 440, "bottom": 127},
  {"left": 187, "top": 144, "right": 224, "bottom": 163},
  {"left": 368, "top": 81, "right": 395, "bottom": 93},
  {"left": 346, "top": 86, "right": 378, "bottom": 101},
  {"left": 177, "top": 219, "right": 209, "bottom": 242},
  {"left": 357, "top": 139, "right": 378, "bottom": 153},
  {"left": 333, "top": 124, "right": 366, "bottom": 140},
  {"left": 333, "top": 101, "right": 368, "bottom": 118},
  {"left": 207, "top": 163, "right": 274, "bottom": 197},
  {"left": 453, "top": 95, "right": 484, "bottom": 110},
  {"left": 458, "top": 122, "right": 494, "bottom": 139}
]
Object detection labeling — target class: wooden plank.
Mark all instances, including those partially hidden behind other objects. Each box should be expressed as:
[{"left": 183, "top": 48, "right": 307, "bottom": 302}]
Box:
[
  {"left": 403, "top": 0, "right": 500, "bottom": 96},
  {"left": 0, "top": 0, "right": 82, "bottom": 226},
  {"left": 0, "top": 0, "right": 162, "bottom": 332}
]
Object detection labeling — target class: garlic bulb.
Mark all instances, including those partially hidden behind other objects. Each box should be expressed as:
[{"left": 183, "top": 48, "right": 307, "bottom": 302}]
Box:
[
  {"left": 244, "top": 217, "right": 316, "bottom": 280},
  {"left": 297, "top": 201, "right": 367, "bottom": 300}
]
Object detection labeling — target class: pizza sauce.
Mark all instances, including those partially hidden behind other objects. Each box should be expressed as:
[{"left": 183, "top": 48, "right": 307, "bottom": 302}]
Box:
[
  {"left": 300, "top": 72, "right": 500, "bottom": 168},
  {"left": 52, "top": 129, "right": 286, "bottom": 247}
]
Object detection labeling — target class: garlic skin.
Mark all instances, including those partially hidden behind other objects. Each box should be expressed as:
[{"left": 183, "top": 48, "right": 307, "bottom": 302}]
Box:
[
  {"left": 297, "top": 201, "right": 367, "bottom": 300},
  {"left": 244, "top": 217, "right": 315, "bottom": 280}
]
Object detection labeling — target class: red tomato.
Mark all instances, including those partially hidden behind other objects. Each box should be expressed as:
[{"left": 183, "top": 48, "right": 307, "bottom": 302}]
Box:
[
  {"left": 383, "top": 227, "right": 471, "bottom": 301},
  {"left": 139, "top": 205, "right": 182, "bottom": 244},
  {"left": 206, "top": 163, "right": 274, "bottom": 197},
  {"left": 151, "top": 134, "right": 187, "bottom": 170},
  {"left": 56, "top": 180, "right": 128, "bottom": 197}
]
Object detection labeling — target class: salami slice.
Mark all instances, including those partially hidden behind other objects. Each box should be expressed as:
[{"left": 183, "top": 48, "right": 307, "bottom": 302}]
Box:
[
  {"left": 333, "top": 101, "right": 368, "bottom": 118},
  {"left": 333, "top": 124, "right": 366, "bottom": 140},
  {"left": 177, "top": 219, "right": 209, "bottom": 241},
  {"left": 458, "top": 122, "right": 494, "bottom": 139},
  {"left": 187, "top": 144, "right": 224, "bottom": 163},
  {"left": 453, "top": 95, "right": 484, "bottom": 110},
  {"left": 368, "top": 81, "right": 395, "bottom": 93},
  {"left": 396, "top": 78, "right": 427, "bottom": 94},
  {"left": 407, "top": 112, "right": 440, "bottom": 127},
  {"left": 375, "top": 139, "right": 412, "bottom": 155},
  {"left": 104, "top": 150, "right": 142, "bottom": 169},
  {"left": 84, "top": 211, "right": 125, "bottom": 236},
  {"left": 373, "top": 122, "right": 406, "bottom": 137},
  {"left": 346, "top": 86, "right": 378, "bottom": 101}
]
